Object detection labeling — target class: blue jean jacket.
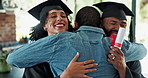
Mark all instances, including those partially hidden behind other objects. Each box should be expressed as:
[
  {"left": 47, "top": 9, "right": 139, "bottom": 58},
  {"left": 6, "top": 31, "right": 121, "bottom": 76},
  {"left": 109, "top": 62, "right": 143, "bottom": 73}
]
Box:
[{"left": 7, "top": 26, "right": 147, "bottom": 78}]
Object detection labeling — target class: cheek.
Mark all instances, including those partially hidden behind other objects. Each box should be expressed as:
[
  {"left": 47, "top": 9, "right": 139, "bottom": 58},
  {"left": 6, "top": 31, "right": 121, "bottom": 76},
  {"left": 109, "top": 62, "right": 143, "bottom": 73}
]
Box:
[
  {"left": 64, "top": 19, "right": 69, "bottom": 29},
  {"left": 103, "top": 24, "right": 111, "bottom": 31},
  {"left": 46, "top": 21, "right": 54, "bottom": 28},
  {"left": 105, "top": 26, "right": 112, "bottom": 30}
]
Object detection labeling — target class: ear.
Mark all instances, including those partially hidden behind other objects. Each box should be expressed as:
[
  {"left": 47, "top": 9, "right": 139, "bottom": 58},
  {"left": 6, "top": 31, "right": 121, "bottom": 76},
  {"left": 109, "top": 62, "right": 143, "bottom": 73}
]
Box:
[
  {"left": 74, "top": 21, "right": 79, "bottom": 29},
  {"left": 43, "top": 25, "right": 47, "bottom": 31}
]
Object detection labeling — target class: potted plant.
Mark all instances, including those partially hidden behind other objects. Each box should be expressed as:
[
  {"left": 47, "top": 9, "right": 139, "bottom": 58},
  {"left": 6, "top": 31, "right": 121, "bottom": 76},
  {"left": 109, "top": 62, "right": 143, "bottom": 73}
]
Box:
[
  {"left": 19, "top": 36, "right": 28, "bottom": 43},
  {"left": 0, "top": 47, "right": 11, "bottom": 73}
]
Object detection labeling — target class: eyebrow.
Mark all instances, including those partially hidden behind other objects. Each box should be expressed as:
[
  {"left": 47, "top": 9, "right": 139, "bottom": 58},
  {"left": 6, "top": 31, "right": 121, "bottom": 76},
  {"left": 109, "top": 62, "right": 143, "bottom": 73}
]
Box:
[
  {"left": 110, "top": 20, "right": 118, "bottom": 23},
  {"left": 49, "top": 12, "right": 66, "bottom": 15},
  {"left": 110, "top": 20, "right": 127, "bottom": 24}
]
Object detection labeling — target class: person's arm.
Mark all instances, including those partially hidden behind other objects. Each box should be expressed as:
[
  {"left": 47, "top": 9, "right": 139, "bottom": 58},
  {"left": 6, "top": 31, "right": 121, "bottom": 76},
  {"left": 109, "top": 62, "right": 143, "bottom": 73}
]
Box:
[
  {"left": 102, "top": 38, "right": 147, "bottom": 62},
  {"left": 126, "top": 60, "right": 145, "bottom": 78},
  {"left": 108, "top": 46, "right": 145, "bottom": 78},
  {"left": 125, "top": 66, "right": 133, "bottom": 78},
  {"left": 122, "top": 40, "right": 147, "bottom": 62},
  {"left": 6, "top": 35, "right": 57, "bottom": 68},
  {"left": 108, "top": 46, "right": 126, "bottom": 78},
  {"left": 60, "top": 53, "right": 98, "bottom": 78},
  {"left": 23, "top": 53, "right": 98, "bottom": 78}
]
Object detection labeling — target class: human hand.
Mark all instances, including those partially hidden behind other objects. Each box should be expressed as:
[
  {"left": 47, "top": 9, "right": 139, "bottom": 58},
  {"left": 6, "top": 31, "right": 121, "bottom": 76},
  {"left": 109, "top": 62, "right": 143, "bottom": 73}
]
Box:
[
  {"left": 107, "top": 46, "right": 126, "bottom": 78},
  {"left": 60, "top": 52, "right": 98, "bottom": 78}
]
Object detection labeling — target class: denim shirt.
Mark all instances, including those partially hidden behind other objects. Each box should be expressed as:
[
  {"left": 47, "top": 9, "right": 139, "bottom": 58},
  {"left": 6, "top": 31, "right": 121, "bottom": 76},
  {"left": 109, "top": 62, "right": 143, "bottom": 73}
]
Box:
[{"left": 7, "top": 26, "right": 147, "bottom": 78}]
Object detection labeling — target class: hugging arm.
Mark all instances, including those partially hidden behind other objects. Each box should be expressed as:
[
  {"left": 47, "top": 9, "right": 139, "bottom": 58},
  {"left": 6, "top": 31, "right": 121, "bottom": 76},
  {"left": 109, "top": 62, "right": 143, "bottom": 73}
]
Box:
[
  {"left": 108, "top": 46, "right": 145, "bottom": 78},
  {"left": 6, "top": 35, "right": 56, "bottom": 68},
  {"left": 122, "top": 40, "right": 147, "bottom": 62},
  {"left": 23, "top": 53, "right": 98, "bottom": 78},
  {"left": 126, "top": 60, "right": 145, "bottom": 78}
]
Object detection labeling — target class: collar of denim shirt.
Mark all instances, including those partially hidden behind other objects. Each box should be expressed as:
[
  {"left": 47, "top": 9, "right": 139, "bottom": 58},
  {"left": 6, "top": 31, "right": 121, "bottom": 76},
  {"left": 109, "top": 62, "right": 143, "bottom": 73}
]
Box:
[{"left": 76, "top": 26, "right": 105, "bottom": 35}]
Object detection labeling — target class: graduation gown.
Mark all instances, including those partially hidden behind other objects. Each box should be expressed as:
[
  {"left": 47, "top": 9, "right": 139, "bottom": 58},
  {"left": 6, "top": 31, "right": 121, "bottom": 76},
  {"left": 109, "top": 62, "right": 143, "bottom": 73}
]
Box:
[{"left": 22, "top": 60, "right": 145, "bottom": 78}]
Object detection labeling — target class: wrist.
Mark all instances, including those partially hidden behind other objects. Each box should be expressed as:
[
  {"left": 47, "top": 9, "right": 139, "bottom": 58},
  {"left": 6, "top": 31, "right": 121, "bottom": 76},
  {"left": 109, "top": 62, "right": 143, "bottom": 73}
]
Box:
[
  {"left": 60, "top": 70, "right": 70, "bottom": 78},
  {"left": 118, "top": 66, "right": 126, "bottom": 78}
]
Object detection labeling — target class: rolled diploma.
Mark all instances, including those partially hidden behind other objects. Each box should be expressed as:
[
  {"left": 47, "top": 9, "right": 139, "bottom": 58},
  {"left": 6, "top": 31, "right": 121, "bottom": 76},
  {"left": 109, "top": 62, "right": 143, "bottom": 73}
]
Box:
[{"left": 114, "top": 27, "right": 126, "bottom": 49}]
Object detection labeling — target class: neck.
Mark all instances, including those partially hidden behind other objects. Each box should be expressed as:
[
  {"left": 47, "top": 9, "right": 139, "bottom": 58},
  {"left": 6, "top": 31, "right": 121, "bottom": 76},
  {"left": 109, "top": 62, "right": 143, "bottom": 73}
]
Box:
[{"left": 48, "top": 32, "right": 57, "bottom": 36}]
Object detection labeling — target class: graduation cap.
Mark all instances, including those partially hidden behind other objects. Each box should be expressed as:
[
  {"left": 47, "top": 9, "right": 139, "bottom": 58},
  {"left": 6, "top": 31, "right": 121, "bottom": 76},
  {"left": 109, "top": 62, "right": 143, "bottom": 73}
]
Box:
[
  {"left": 28, "top": 0, "right": 73, "bottom": 21},
  {"left": 93, "top": 2, "right": 134, "bottom": 20}
]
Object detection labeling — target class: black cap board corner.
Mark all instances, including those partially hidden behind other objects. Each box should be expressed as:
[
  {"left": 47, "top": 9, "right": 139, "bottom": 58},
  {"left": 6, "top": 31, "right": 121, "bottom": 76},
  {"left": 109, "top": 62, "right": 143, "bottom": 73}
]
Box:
[
  {"left": 28, "top": 0, "right": 73, "bottom": 20},
  {"left": 93, "top": 2, "right": 134, "bottom": 20}
]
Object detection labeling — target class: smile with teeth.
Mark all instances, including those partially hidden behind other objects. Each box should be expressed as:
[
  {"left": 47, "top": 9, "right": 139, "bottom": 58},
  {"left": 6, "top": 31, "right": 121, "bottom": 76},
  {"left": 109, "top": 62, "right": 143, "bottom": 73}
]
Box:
[{"left": 55, "top": 24, "right": 64, "bottom": 27}]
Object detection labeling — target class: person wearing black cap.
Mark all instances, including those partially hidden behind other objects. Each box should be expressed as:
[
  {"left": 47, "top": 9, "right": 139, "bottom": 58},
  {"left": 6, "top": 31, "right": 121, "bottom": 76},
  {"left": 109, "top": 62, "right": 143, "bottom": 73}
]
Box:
[
  {"left": 28, "top": 0, "right": 74, "bottom": 40},
  {"left": 17, "top": 0, "right": 97, "bottom": 78},
  {"left": 93, "top": 2, "right": 146, "bottom": 78},
  {"left": 93, "top": 2, "right": 134, "bottom": 37}
]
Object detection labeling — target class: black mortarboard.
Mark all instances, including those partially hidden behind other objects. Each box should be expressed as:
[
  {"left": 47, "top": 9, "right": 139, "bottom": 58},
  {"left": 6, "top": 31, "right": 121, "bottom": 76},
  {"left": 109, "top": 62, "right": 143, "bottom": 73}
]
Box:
[
  {"left": 93, "top": 2, "right": 134, "bottom": 20},
  {"left": 28, "top": 0, "right": 73, "bottom": 21}
]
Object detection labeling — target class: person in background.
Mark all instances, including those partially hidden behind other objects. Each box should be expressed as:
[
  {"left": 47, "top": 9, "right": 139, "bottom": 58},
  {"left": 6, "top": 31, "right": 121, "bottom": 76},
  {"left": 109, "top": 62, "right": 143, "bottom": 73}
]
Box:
[{"left": 93, "top": 2, "right": 147, "bottom": 78}]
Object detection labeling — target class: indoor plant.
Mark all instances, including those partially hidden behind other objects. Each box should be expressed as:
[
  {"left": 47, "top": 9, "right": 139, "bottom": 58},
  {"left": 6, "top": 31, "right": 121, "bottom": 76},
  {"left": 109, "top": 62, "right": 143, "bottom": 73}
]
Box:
[{"left": 0, "top": 48, "right": 11, "bottom": 73}]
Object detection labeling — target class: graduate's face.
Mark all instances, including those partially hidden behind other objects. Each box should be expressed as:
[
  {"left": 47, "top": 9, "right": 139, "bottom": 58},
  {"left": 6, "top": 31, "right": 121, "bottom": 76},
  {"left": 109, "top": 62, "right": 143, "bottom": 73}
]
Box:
[
  {"left": 44, "top": 10, "right": 68, "bottom": 36},
  {"left": 101, "top": 17, "right": 127, "bottom": 37}
]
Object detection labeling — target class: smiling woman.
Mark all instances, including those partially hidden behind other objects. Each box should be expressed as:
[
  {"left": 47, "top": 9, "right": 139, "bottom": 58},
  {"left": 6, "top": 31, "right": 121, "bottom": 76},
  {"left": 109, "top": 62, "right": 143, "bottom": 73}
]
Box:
[
  {"left": 15, "top": 0, "right": 72, "bottom": 41},
  {"left": 44, "top": 10, "right": 68, "bottom": 36}
]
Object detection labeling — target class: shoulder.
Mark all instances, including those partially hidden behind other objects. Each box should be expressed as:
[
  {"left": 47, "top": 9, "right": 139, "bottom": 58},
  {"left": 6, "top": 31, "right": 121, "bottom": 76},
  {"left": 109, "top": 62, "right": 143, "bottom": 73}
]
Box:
[{"left": 57, "top": 31, "right": 75, "bottom": 38}]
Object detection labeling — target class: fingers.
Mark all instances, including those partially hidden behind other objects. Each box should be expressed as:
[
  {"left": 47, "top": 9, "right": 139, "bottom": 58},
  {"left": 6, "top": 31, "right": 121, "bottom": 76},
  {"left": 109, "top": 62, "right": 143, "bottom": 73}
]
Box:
[
  {"left": 70, "top": 52, "right": 80, "bottom": 63},
  {"left": 71, "top": 52, "right": 96, "bottom": 64},
  {"left": 81, "top": 75, "right": 93, "bottom": 78},
  {"left": 107, "top": 55, "right": 116, "bottom": 64},
  {"left": 108, "top": 54, "right": 115, "bottom": 60},
  {"left": 83, "top": 60, "right": 95, "bottom": 65},
  {"left": 84, "top": 68, "right": 97, "bottom": 73},
  {"left": 110, "top": 46, "right": 124, "bottom": 56},
  {"left": 84, "top": 63, "right": 98, "bottom": 69},
  {"left": 107, "top": 58, "right": 115, "bottom": 65},
  {"left": 108, "top": 50, "right": 119, "bottom": 57},
  {"left": 109, "top": 46, "right": 124, "bottom": 57}
]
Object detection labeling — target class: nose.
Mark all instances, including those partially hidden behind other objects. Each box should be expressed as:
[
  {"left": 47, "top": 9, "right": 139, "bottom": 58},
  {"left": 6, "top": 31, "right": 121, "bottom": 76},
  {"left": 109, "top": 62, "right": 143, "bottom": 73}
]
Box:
[
  {"left": 113, "top": 24, "right": 120, "bottom": 30},
  {"left": 57, "top": 16, "right": 62, "bottom": 22}
]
